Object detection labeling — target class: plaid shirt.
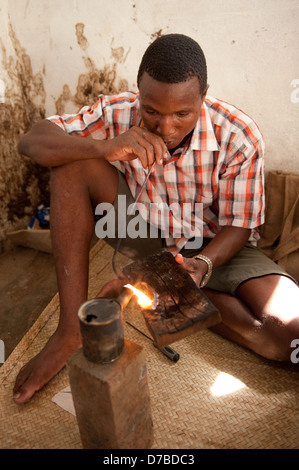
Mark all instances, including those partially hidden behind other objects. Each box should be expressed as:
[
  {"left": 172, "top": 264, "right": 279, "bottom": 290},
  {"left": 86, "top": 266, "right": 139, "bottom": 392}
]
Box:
[{"left": 48, "top": 92, "right": 265, "bottom": 254}]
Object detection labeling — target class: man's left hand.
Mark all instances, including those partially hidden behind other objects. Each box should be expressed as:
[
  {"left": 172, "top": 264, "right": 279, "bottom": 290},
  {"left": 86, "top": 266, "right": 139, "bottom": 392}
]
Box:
[{"left": 175, "top": 253, "right": 207, "bottom": 287}]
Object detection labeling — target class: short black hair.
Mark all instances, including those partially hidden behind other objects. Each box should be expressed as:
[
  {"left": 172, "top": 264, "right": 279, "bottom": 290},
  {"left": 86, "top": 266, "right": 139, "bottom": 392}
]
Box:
[{"left": 137, "top": 33, "right": 207, "bottom": 96}]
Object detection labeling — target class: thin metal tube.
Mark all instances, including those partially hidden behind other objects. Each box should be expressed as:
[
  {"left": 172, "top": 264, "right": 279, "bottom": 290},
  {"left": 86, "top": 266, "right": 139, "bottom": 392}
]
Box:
[{"left": 112, "top": 162, "right": 156, "bottom": 278}]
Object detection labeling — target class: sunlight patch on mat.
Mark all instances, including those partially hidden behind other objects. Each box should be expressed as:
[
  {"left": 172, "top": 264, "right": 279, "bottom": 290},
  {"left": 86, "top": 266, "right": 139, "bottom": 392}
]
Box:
[{"left": 210, "top": 372, "right": 246, "bottom": 397}]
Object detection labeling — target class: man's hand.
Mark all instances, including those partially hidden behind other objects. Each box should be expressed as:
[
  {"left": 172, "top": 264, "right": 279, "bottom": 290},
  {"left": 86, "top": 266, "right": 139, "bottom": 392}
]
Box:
[
  {"left": 175, "top": 253, "right": 207, "bottom": 287},
  {"left": 175, "top": 226, "right": 251, "bottom": 288},
  {"left": 96, "top": 278, "right": 127, "bottom": 298},
  {"left": 102, "top": 126, "right": 168, "bottom": 168}
]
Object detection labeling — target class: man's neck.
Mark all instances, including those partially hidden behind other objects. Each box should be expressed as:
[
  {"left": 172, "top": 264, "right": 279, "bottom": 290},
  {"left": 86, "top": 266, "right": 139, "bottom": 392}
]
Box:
[{"left": 168, "top": 129, "right": 194, "bottom": 155}]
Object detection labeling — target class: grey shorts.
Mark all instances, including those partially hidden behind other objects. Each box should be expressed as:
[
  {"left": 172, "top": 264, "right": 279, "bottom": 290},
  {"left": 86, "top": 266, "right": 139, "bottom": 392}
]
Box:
[{"left": 99, "top": 170, "right": 296, "bottom": 296}]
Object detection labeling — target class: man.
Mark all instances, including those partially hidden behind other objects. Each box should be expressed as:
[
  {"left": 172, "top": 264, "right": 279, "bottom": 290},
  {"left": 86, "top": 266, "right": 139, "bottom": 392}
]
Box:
[{"left": 14, "top": 34, "right": 298, "bottom": 404}]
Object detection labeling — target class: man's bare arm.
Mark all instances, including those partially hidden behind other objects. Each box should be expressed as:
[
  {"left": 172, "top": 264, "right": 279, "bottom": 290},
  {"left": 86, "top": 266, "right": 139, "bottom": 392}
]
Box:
[
  {"left": 18, "top": 119, "right": 167, "bottom": 168},
  {"left": 18, "top": 120, "right": 102, "bottom": 167}
]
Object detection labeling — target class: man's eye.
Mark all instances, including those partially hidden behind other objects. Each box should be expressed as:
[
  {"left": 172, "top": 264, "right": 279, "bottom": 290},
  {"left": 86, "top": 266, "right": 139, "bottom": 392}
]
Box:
[
  {"left": 146, "top": 110, "right": 157, "bottom": 115},
  {"left": 177, "top": 112, "right": 189, "bottom": 117}
]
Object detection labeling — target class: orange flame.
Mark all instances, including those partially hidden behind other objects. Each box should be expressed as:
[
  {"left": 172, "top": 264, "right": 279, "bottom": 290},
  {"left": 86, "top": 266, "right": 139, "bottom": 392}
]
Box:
[{"left": 124, "top": 283, "right": 154, "bottom": 309}]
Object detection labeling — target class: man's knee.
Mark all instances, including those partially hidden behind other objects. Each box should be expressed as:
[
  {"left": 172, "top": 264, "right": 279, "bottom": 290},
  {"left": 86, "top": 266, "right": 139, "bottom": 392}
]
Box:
[
  {"left": 50, "top": 160, "right": 89, "bottom": 189},
  {"left": 50, "top": 159, "right": 108, "bottom": 182},
  {"left": 50, "top": 159, "right": 119, "bottom": 205},
  {"left": 258, "top": 316, "right": 299, "bottom": 362},
  {"left": 238, "top": 275, "right": 299, "bottom": 362}
]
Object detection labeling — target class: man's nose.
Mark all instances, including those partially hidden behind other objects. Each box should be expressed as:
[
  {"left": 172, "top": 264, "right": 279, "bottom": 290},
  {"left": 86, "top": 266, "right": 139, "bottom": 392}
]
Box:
[{"left": 156, "top": 116, "right": 175, "bottom": 137}]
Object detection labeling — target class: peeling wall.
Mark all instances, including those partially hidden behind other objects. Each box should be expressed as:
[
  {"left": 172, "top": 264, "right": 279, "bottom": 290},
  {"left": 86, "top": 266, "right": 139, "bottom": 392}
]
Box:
[
  {"left": 55, "top": 23, "right": 129, "bottom": 115},
  {"left": 0, "top": 0, "right": 298, "bottom": 252},
  {"left": 0, "top": 22, "right": 49, "bottom": 251},
  {"left": 0, "top": 4, "right": 133, "bottom": 252}
]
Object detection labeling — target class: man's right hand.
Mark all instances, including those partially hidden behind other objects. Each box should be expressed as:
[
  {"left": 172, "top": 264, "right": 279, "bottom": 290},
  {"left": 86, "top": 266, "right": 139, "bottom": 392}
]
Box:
[{"left": 101, "top": 126, "right": 168, "bottom": 168}]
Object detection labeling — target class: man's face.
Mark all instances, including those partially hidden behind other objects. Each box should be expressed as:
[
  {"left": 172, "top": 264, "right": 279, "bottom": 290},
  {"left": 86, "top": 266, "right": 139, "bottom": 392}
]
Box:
[{"left": 139, "top": 72, "right": 206, "bottom": 150}]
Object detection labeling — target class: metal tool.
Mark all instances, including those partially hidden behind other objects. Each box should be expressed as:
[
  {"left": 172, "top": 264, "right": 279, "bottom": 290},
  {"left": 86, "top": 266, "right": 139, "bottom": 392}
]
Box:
[
  {"left": 112, "top": 162, "right": 156, "bottom": 278},
  {"left": 126, "top": 320, "right": 180, "bottom": 363},
  {"left": 132, "top": 161, "right": 156, "bottom": 207}
]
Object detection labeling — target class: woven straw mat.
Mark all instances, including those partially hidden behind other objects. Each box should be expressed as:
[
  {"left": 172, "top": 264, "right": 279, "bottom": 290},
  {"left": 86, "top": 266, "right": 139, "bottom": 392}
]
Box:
[{"left": 0, "top": 240, "right": 298, "bottom": 449}]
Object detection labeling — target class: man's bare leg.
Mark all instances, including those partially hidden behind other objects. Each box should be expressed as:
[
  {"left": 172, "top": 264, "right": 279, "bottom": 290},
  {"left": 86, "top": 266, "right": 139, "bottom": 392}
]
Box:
[
  {"left": 204, "top": 274, "right": 299, "bottom": 362},
  {"left": 13, "top": 159, "right": 118, "bottom": 404}
]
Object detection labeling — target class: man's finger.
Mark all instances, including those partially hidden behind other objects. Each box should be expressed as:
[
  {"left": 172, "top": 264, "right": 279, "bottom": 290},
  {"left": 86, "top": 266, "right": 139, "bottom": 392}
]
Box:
[
  {"left": 175, "top": 253, "right": 194, "bottom": 272},
  {"left": 175, "top": 254, "right": 199, "bottom": 274},
  {"left": 175, "top": 253, "right": 184, "bottom": 265},
  {"left": 138, "top": 128, "right": 168, "bottom": 166}
]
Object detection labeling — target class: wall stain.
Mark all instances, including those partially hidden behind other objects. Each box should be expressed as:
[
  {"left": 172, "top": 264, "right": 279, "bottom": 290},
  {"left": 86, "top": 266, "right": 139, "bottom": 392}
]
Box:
[
  {"left": 0, "top": 22, "right": 129, "bottom": 251},
  {"left": 150, "top": 29, "right": 163, "bottom": 41},
  {"left": 75, "top": 22, "right": 89, "bottom": 51},
  {"left": 56, "top": 23, "right": 129, "bottom": 114},
  {"left": 0, "top": 23, "right": 49, "bottom": 252}
]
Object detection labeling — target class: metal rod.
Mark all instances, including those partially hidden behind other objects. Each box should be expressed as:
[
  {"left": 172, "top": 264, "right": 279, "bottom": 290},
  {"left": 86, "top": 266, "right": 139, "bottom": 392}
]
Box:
[
  {"left": 126, "top": 321, "right": 180, "bottom": 363},
  {"left": 112, "top": 162, "right": 156, "bottom": 279}
]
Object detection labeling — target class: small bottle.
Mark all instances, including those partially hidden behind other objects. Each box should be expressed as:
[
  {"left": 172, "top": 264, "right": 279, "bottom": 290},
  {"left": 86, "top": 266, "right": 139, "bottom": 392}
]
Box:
[{"left": 67, "top": 297, "right": 154, "bottom": 449}]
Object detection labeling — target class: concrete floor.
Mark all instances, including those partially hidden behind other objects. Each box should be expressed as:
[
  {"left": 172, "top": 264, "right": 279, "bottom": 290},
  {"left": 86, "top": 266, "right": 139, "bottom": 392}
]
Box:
[{"left": 0, "top": 244, "right": 58, "bottom": 363}]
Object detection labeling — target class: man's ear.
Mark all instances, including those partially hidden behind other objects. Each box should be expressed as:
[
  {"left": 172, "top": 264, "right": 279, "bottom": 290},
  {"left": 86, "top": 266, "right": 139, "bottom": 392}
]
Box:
[{"left": 202, "top": 84, "right": 209, "bottom": 100}]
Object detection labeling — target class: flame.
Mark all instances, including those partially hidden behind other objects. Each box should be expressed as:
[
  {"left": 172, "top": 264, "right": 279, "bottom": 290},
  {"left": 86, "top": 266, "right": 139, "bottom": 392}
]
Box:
[{"left": 124, "top": 283, "right": 154, "bottom": 309}]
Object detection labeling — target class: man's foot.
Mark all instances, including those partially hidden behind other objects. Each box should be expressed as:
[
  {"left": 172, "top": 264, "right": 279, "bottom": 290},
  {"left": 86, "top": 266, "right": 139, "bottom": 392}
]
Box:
[{"left": 13, "top": 329, "right": 81, "bottom": 404}]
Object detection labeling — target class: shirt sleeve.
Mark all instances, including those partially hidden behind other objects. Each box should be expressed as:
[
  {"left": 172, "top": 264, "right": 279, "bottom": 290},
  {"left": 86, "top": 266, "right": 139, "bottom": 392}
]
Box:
[
  {"left": 218, "top": 127, "right": 265, "bottom": 230},
  {"left": 46, "top": 95, "right": 111, "bottom": 140}
]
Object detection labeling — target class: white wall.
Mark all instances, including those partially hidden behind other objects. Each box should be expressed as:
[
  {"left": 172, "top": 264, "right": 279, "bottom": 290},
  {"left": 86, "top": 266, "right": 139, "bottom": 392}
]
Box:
[
  {"left": 3, "top": 0, "right": 298, "bottom": 172},
  {"left": 0, "top": 0, "right": 298, "bottom": 246}
]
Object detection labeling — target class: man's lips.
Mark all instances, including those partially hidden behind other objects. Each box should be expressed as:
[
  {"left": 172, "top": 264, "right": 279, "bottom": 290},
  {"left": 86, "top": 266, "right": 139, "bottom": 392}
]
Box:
[{"left": 163, "top": 139, "right": 176, "bottom": 149}]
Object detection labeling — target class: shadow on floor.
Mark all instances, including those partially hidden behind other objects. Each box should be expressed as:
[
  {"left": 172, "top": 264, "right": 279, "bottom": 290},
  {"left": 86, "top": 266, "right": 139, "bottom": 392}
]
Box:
[{"left": 0, "top": 245, "right": 58, "bottom": 362}]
